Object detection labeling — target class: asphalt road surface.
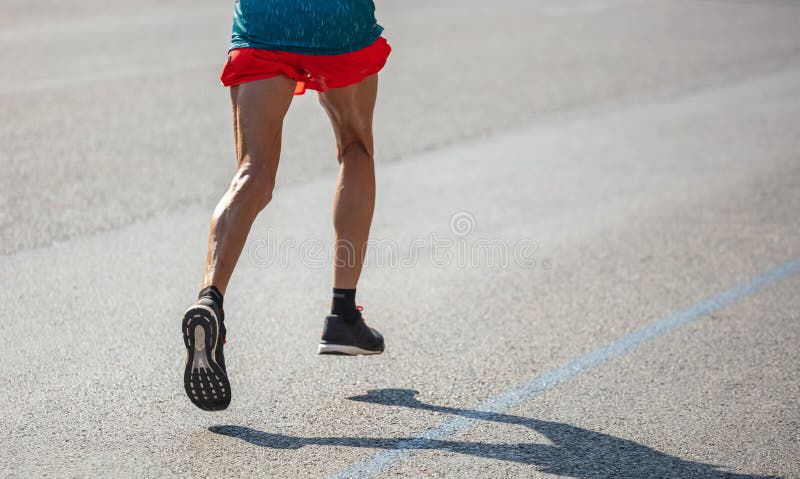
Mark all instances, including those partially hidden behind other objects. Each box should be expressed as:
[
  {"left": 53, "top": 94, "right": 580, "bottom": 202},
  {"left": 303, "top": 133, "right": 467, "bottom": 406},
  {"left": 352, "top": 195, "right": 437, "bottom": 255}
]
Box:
[{"left": 2, "top": 0, "right": 800, "bottom": 477}]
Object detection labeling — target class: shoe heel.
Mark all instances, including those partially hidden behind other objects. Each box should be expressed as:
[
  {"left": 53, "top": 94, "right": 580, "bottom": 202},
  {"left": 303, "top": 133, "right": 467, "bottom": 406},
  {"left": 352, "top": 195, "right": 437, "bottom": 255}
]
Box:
[{"left": 182, "top": 305, "right": 230, "bottom": 411}]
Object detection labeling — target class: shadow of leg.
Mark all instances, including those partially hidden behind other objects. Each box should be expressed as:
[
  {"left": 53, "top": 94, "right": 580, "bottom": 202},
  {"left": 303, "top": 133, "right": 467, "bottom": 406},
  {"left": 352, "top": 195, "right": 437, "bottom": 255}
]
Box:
[{"left": 204, "top": 390, "right": 781, "bottom": 479}]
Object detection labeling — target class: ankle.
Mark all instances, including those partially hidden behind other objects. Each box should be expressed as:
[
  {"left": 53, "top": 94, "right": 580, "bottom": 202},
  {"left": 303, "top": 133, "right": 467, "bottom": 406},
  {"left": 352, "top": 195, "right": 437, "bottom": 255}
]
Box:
[
  {"left": 198, "top": 285, "right": 224, "bottom": 309},
  {"left": 331, "top": 287, "right": 358, "bottom": 321}
]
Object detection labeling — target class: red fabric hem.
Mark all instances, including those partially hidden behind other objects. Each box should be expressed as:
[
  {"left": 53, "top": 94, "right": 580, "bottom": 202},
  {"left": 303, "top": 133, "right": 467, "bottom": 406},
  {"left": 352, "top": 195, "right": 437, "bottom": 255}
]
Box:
[{"left": 219, "top": 37, "right": 391, "bottom": 95}]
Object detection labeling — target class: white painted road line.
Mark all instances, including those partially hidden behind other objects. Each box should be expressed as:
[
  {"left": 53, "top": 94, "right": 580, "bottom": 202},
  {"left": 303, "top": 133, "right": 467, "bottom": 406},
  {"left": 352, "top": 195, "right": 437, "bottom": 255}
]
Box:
[{"left": 330, "top": 256, "right": 800, "bottom": 478}]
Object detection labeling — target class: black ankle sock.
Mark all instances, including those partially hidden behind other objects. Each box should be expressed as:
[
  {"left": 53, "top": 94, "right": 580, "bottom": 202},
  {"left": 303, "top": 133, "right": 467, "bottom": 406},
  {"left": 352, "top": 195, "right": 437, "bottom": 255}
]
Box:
[
  {"left": 198, "top": 285, "right": 224, "bottom": 309},
  {"left": 331, "top": 288, "right": 357, "bottom": 320}
]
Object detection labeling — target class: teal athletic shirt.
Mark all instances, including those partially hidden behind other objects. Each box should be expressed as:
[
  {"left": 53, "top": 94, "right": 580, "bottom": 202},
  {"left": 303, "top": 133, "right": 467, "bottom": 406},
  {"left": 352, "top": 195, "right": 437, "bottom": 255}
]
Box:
[{"left": 230, "top": 0, "right": 384, "bottom": 55}]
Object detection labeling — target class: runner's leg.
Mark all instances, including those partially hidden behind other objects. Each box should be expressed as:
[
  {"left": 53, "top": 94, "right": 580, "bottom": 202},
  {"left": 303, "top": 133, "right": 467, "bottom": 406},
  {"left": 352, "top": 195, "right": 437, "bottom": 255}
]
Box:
[
  {"left": 318, "top": 74, "right": 379, "bottom": 289},
  {"left": 202, "top": 76, "right": 296, "bottom": 294}
]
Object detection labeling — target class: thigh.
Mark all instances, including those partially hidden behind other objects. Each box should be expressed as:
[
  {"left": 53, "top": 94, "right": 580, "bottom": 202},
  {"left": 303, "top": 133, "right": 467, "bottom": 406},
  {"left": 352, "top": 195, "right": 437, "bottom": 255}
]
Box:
[
  {"left": 230, "top": 75, "right": 297, "bottom": 170},
  {"left": 317, "top": 74, "right": 379, "bottom": 157}
]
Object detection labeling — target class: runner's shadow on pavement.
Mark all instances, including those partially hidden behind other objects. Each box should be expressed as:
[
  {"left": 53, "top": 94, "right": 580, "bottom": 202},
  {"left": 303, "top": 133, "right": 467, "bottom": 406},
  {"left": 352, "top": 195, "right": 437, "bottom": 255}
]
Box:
[{"left": 209, "top": 389, "right": 781, "bottom": 479}]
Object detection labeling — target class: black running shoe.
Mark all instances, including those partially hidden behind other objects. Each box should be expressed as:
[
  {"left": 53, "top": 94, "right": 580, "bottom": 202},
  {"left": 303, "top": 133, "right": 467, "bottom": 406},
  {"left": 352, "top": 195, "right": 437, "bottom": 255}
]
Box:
[
  {"left": 181, "top": 298, "right": 231, "bottom": 411},
  {"left": 318, "top": 306, "right": 385, "bottom": 355}
]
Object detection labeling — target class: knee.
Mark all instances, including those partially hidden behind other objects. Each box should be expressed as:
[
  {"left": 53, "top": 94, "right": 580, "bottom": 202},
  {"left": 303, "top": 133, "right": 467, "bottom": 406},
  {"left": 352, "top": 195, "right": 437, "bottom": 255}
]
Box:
[
  {"left": 225, "top": 163, "right": 275, "bottom": 215},
  {"left": 339, "top": 138, "right": 374, "bottom": 166}
]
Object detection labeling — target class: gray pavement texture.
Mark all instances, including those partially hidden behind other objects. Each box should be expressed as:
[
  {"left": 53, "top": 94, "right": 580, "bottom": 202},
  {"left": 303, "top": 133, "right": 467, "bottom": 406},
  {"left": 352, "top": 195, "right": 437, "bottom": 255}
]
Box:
[{"left": 1, "top": 0, "right": 800, "bottom": 478}]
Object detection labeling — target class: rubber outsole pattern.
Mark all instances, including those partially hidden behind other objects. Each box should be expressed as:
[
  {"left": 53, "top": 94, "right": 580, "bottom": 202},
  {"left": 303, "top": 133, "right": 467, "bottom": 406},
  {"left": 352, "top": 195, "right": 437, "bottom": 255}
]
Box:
[{"left": 182, "top": 305, "right": 231, "bottom": 411}]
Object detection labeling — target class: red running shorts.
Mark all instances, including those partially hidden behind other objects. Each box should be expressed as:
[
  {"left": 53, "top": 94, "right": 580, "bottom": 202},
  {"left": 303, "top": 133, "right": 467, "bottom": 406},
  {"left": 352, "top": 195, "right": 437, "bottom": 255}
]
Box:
[{"left": 220, "top": 36, "right": 391, "bottom": 95}]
